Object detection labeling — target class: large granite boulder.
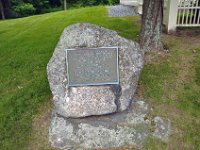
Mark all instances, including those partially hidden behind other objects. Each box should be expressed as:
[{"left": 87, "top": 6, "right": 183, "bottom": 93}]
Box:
[{"left": 47, "top": 23, "right": 144, "bottom": 118}]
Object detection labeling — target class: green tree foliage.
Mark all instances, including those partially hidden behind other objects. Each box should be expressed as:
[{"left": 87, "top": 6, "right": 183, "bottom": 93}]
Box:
[
  {"left": 11, "top": 0, "right": 53, "bottom": 17},
  {"left": 1, "top": 0, "right": 120, "bottom": 18},
  {"left": 78, "top": 0, "right": 109, "bottom": 6},
  {"left": 108, "top": 0, "right": 119, "bottom": 5},
  {"left": 24, "top": 0, "right": 50, "bottom": 13},
  {"left": 49, "top": 0, "right": 62, "bottom": 7},
  {"left": 14, "top": 3, "right": 35, "bottom": 17}
]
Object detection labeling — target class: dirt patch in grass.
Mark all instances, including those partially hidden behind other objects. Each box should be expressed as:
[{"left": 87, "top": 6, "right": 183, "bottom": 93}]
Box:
[
  {"left": 144, "top": 50, "right": 168, "bottom": 65},
  {"left": 28, "top": 99, "right": 55, "bottom": 150},
  {"left": 175, "top": 27, "right": 200, "bottom": 37}
]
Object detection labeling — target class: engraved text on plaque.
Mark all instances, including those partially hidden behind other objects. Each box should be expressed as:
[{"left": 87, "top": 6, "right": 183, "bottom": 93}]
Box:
[{"left": 66, "top": 47, "right": 119, "bottom": 86}]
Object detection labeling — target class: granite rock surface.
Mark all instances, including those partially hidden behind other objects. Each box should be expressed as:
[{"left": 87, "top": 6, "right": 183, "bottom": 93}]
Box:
[
  {"left": 108, "top": 5, "right": 139, "bottom": 17},
  {"left": 49, "top": 100, "right": 150, "bottom": 150},
  {"left": 153, "top": 116, "right": 171, "bottom": 141},
  {"left": 47, "top": 23, "right": 144, "bottom": 118},
  {"left": 49, "top": 99, "right": 172, "bottom": 149}
]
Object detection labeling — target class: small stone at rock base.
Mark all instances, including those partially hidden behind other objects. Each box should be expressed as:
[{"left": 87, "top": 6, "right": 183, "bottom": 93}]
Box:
[{"left": 153, "top": 116, "right": 171, "bottom": 142}]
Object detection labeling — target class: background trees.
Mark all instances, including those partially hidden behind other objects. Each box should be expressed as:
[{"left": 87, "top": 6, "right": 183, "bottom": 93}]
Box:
[
  {"left": 0, "top": 0, "right": 119, "bottom": 19},
  {"left": 0, "top": 0, "right": 13, "bottom": 19},
  {"left": 0, "top": 0, "right": 5, "bottom": 19}
]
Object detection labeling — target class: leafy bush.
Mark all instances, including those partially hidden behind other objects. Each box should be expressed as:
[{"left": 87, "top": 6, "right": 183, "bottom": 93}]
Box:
[
  {"left": 108, "top": 0, "right": 120, "bottom": 5},
  {"left": 76, "top": 0, "right": 109, "bottom": 7},
  {"left": 28, "top": 0, "right": 50, "bottom": 13},
  {"left": 14, "top": 3, "right": 35, "bottom": 17},
  {"left": 79, "top": 0, "right": 96, "bottom": 6}
]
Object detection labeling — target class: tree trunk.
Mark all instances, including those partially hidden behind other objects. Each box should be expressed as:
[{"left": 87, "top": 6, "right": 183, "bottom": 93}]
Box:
[
  {"left": 1, "top": 0, "right": 12, "bottom": 18},
  {"left": 0, "top": 0, "right": 5, "bottom": 19},
  {"left": 139, "top": 0, "right": 164, "bottom": 51},
  {"left": 64, "top": 0, "right": 67, "bottom": 10}
]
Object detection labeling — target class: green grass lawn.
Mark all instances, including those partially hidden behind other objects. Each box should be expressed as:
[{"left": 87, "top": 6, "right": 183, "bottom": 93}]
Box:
[
  {"left": 0, "top": 6, "right": 200, "bottom": 150},
  {"left": 0, "top": 6, "right": 140, "bottom": 150},
  {"left": 140, "top": 33, "right": 200, "bottom": 150}
]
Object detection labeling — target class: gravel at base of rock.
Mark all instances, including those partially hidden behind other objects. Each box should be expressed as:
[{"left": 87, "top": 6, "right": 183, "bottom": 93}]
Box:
[
  {"left": 108, "top": 5, "right": 139, "bottom": 17},
  {"left": 153, "top": 116, "right": 171, "bottom": 141},
  {"left": 49, "top": 100, "right": 150, "bottom": 150},
  {"left": 47, "top": 23, "right": 144, "bottom": 118}
]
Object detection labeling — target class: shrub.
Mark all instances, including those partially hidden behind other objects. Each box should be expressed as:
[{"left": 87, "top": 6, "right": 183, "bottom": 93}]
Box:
[
  {"left": 109, "top": 0, "right": 120, "bottom": 5},
  {"left": 73, "top": 0, "right": 109, "bottom": 7},
  {"left": 14, "top": 3, "right": 36, "bottom": 17}
]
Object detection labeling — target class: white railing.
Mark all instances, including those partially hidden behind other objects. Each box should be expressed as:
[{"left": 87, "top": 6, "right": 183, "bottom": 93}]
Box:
[
  {"left": 120, "top": 0, "right": 200, "bottom": 31},
  {"left": 164, "top": 0, "right": 200, "bottom": 32},
  {"left": 177, "top": 0, "right": 200, "bottom": 26}
]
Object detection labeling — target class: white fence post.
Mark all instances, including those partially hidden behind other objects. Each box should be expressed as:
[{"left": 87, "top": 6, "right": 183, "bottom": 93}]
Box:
[
  {"left": 137, "top": 0, "right": 143, "bottom": 14},
  {"left": 164, "top": 0, "right": 179, "bottom": 32}
]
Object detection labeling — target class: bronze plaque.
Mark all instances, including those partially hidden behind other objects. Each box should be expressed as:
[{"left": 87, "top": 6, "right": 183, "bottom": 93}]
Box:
[{"left": 66, "top": 47, "right": 119, "bottom": 86}]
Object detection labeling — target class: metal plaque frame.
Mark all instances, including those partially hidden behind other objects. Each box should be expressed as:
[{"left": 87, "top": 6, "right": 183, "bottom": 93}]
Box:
[{"left": 65, "top": 47, "right": 119, "bottom": 87}]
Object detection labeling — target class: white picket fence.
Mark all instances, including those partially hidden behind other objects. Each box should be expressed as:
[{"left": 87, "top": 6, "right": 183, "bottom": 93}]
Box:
[
  {"left": 177, "top": 0, "right": 200, "bottom": 27},
  {"left": 121, "top": 0, "right": 200, "bottom": 32},
  {"left": 164, "top": 0, "right": 200, "bottom": 31}
]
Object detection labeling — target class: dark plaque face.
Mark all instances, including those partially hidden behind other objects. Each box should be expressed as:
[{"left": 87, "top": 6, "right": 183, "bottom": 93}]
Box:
[{"left": 66, "top": 47, "right": 119, "bottom": 86}]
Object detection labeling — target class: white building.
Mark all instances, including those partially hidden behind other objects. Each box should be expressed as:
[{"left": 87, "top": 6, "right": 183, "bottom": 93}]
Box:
[{"left": 120, "top": 0, "right": 143, "bottom": 14}]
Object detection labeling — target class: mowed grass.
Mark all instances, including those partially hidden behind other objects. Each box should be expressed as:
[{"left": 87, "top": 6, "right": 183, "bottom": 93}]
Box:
[
  {"left": 0, "top": 6, "right": 140, "bottom": 150},
  {"left": 139, "top": 33, "right": 200, "bottom": 149}
]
